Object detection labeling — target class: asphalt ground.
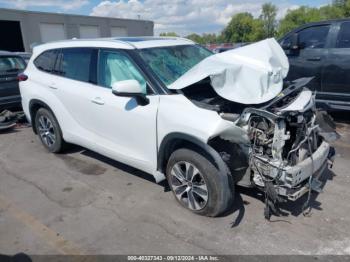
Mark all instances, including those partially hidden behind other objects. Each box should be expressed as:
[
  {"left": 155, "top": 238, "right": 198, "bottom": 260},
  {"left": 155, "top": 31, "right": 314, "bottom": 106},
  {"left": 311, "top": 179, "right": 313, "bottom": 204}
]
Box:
[{"left": 1, "top": 112, "right": 350, "bottom": 255}]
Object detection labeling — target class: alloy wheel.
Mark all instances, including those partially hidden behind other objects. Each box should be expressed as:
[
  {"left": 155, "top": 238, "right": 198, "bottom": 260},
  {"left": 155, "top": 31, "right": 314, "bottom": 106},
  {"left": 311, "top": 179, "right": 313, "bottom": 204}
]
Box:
[
  {"left": 37, "top": 115, "right": 56, "bottom": 147},
  {"left": 169, "top": 161, "right": 209, "bottom": 210}
]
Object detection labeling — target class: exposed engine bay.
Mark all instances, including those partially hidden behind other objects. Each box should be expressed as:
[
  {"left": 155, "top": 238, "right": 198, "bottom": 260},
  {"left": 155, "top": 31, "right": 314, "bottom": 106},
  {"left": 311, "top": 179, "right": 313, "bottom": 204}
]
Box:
[{"left": 179, "top": 77, "right": 338, "bottom": 219}]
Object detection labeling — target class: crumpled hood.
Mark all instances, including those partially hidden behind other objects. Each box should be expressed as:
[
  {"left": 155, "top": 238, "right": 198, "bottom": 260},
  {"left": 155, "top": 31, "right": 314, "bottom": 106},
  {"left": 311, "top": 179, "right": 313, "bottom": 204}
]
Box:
[{"left": 168, "top": 38, "right": 289, "bottom": 104}]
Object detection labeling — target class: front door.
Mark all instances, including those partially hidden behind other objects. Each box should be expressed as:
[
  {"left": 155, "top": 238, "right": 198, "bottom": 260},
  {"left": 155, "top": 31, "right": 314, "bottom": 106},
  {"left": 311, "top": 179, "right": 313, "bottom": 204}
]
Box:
[
  {"left": 89, "top": 49, "right": 159, "bottom": 174},
  {"left": 285, "top": 24, "right": 331, "bottom": 92}
]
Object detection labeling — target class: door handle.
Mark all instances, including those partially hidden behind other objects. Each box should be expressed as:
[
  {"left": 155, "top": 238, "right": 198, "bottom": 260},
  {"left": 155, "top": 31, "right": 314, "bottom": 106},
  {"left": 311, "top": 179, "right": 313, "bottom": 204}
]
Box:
[
  {"left": 91, "top": 97, "right": 105, "bottom": 105},
  {"left": 48, "top": 83, "right": 58, "bottom": 89},
  {"left": 306, "top": 56, "right": 321, "bottom": 61}
]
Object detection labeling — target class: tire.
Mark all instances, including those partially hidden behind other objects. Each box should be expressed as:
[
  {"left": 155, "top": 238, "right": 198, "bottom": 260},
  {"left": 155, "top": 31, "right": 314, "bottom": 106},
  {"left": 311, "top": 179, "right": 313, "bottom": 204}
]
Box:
[
  {"left": 166, "top": 148, "right": 233, "bottom": 217},
  {"left": 35, "top": 108, "right": 66, "bottom": 153}
]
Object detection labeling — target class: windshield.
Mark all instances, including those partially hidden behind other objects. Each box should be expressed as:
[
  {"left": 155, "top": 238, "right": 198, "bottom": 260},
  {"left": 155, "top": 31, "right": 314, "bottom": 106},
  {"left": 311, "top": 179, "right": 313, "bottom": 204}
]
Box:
[
  {"left": 0, "top": 56, "right": 26, "bottom": 74},
  {"left": 139, "top": 45, "right": 212, "bottom": 86}
]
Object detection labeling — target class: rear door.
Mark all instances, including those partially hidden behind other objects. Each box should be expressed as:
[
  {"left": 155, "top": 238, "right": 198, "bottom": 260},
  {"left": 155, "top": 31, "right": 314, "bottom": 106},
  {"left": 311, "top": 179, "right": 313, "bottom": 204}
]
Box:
[
  {"left": 52, "top": 47, "right": 102, "bottom": 146},
  {"left": 285, "top": 24, "right": 331, "bottom": 91},
  {"left": 321, "top": 21, "right": 350, "bottom": 104}
]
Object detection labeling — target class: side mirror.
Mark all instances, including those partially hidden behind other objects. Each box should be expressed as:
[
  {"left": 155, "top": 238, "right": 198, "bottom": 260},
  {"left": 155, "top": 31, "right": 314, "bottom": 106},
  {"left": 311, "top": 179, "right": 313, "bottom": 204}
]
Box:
[{"left": 112, "top": 80, "right": 149, "bottom": 106}]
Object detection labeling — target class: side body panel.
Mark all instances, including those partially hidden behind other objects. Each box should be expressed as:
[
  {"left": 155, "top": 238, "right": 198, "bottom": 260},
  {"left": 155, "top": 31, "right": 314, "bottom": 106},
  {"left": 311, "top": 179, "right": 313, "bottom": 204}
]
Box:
[
  {"left": 20, "top": 62, "right": 98, "bottom": 150},
  {"left": 21, "top": 43, "right": 160, "bottom": 177},
  {"left": 79, "top": 86, "right": 160, "bottom": 175}
]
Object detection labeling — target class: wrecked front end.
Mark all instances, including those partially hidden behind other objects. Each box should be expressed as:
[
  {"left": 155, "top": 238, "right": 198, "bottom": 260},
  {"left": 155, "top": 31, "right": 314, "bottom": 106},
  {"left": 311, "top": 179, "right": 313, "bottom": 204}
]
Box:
[
  {"left": 209, "top": 78, "right": 338, "bottom": 219},
  {"left": 166, "top": 38, "right": 338, "bottom": 218}
]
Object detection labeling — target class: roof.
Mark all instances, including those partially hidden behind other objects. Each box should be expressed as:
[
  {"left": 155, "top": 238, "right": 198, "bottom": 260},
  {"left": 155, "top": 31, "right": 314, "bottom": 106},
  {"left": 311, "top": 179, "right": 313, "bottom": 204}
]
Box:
[
  {"left": 0, "top": 50, "right": 22, "bottom": 56},
  {"left": 113, "top": 37, "right": 195, "bottom": 48},
  {"left": 281, "top": 18, "right": 350, "bottom": 37},
  {"left": 33, "top": 37, "right": 196, "bottom": 54}
]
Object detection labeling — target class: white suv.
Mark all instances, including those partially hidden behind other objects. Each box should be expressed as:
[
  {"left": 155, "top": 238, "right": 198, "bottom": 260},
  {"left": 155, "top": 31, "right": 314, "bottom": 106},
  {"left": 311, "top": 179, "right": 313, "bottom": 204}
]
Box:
[{"left": 20, "top": 37, "right": 336, "bottom": 218}]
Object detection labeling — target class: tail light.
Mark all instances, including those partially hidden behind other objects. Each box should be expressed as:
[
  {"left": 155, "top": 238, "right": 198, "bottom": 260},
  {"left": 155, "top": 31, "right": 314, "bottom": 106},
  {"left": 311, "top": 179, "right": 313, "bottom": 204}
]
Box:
[{"left": 17, "top": 73, "right": 28, "bottom": 82}]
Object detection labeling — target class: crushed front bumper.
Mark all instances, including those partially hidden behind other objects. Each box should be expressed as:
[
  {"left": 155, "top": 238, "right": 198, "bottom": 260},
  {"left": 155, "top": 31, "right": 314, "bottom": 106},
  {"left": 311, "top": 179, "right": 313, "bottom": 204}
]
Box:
[{"left": 277, "top": 141, "right": 332, "bottom": 201}]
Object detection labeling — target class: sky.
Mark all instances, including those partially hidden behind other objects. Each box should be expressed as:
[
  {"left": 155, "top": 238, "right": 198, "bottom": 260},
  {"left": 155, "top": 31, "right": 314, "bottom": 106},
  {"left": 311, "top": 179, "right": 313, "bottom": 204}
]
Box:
[{"left": 0, "top": 0, "right": 332, "bottom": 35}]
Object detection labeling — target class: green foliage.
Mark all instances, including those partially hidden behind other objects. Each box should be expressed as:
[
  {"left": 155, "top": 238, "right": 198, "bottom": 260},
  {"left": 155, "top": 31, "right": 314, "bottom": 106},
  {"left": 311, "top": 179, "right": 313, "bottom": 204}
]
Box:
[
  {"left": 332, "top": 0, "right": 350, "bottom": 16},
  {"left": 278, "top": 1, "right": 350, "bottom": 37},
  {"left": 222, "top": 12, "right": 264, "bottom": 42},
  {"left": 185, "top": 33, "right": 220, "bottom": 44},
  {"left": 185, "top": 33, "right": 205, "bottom": 44},
  {"left": 180, "top": 1, "right": 350, "bottom": 44},
  {"left": 277, "top": 6, "right": 322, "bottom": 37},
  {"left": 260, "top": 2, "right": 277, "bottom": 38},
  {"left": 159, "top": 32, "right": 179, "bottom": 37}
]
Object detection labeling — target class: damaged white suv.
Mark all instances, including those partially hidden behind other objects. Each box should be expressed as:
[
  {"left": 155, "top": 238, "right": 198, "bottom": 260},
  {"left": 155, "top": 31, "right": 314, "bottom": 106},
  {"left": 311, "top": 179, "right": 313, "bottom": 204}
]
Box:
[{"left": 20, "top": 37, "right": 337, "bottom": 218}]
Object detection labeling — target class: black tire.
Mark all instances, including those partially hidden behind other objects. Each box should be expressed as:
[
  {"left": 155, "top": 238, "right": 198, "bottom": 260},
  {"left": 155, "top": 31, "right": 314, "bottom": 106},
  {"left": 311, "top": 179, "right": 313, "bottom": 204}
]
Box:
[
  {"left": 35, "top": 108, "right": 66, "bottom": 153},
  {"left": 166, "top": 148, "right": 233, "bottom": 217}
]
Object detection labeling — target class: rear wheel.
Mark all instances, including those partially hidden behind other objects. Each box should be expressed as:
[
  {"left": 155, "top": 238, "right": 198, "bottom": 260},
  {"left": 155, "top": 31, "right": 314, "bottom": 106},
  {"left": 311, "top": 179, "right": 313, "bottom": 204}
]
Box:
[
  {"left": 166, "top": 148, "right": 233, "bottom": 217},
  {"left": 35, "top": 108, "right": 66, "bottom": 153}
]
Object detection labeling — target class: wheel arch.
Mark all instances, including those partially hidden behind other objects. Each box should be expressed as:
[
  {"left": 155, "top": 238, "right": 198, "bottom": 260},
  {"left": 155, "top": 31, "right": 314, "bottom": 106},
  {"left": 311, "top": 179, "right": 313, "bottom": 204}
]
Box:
[
  {"left": 157, "top": 132, "right": 231, "bottom": 179},
  {"left": 29, "top": 99, "right": 56, "bottom": 134}
]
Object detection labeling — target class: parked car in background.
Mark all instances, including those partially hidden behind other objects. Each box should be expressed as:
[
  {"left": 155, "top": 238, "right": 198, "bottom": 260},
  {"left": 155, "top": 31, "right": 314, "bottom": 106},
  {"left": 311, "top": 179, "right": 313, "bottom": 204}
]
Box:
[
  {"left": 19, "top": 37, "right": 336, "bottom": 218},
  {"left": 212, "top": 47, "right": 233, "bottom": 53},
  {"left": 14, "top": 52, "right": 32, "bottom": 64},
  {"left": 0, "top": 51, "right": 26, "bottom": 110},
  {"left": 279, "top": 19, "right": 350, "bottom": 111}
]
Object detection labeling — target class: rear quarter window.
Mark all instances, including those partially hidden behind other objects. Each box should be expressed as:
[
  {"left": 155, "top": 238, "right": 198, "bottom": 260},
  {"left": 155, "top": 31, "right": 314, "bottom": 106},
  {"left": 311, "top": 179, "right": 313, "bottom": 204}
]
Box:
[{"left": 34, "top": 50, "right": 57, "bottom": 73}]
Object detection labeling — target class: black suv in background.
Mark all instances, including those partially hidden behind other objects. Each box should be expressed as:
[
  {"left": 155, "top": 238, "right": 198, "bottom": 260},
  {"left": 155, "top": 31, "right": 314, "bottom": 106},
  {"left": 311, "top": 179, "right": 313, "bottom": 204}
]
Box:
[
  {"left": 279, "top": 19, "right": 350, "bottom": 111},
  {"left": 0, "top": 51, "right": 26, "bottom": 110}
]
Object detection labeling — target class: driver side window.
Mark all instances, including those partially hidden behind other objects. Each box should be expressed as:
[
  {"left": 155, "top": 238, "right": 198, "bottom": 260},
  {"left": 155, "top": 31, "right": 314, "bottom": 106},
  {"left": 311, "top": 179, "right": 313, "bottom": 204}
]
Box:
[
  {"left": 97, "top": 50, "right": 148, "bottom": 94},
  {"left": 298, "top": 25, "right": 330, "bottom": 49}
]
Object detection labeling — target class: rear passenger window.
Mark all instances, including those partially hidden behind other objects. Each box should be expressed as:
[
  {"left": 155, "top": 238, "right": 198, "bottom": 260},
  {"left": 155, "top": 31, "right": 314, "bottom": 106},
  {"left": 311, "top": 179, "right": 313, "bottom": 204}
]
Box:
[
  {"left": 60, "top": 48, "right": 93, "bottom": 82},
  {"left": 34, "top": 50, "right": 57, "bottom": 72},
  {"left": 336, "top": 22, "right": 350, "bottom": 48}
]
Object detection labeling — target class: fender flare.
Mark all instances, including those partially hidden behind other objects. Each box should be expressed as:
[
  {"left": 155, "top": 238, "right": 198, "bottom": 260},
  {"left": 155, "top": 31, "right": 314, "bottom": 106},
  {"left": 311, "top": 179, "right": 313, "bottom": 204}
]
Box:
[
  {"left": 29, "top": 99, "right": 56, "bottom": 134},
  {"left": 157, "top": 132, "right": 231, "bottom": 178}
]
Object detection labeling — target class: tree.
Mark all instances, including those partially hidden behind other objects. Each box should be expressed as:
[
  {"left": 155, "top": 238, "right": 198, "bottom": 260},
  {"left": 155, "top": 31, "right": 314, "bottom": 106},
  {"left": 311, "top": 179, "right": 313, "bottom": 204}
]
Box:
[
  {"left": 332, "top": 0, "right": 350, "bottom": 16},
  {"left": 185, "top": 33, "right": 204, "bottom": 44},
  {"left": 319, "top": 4, "right": 344, "bottom": 19},
  {"left": 159, "top": 32, "right": 179, "bottom": 37},
  {"left": 260, "top": 3, "right": 277, "bottom": 38},
  {"left": 222, "top": 12, "right": 263, "bottom": 43},
  {"left": 277, "top": 7, "right": 322, "bottom": 37}
]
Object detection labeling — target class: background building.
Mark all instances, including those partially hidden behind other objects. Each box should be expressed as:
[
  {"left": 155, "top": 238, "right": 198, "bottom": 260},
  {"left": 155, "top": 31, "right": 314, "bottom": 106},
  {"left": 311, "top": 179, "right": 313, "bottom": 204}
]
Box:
[{"left": 0, "top": 8, "right": 154, "bottom": 52}]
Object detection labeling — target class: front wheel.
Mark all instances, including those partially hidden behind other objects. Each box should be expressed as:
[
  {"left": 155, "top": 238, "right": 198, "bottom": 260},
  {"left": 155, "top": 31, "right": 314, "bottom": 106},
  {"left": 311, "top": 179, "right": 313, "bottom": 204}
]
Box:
[{"left": 166, "top": 148, "right": 233, "bottom": 217}]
